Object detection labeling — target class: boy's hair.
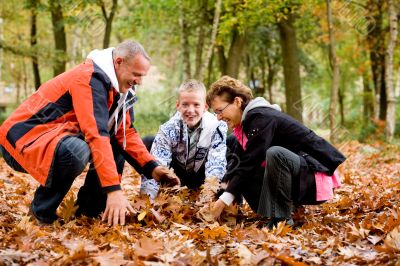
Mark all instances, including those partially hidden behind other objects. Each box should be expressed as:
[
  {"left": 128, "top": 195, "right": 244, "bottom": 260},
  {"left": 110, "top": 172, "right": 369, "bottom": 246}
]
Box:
[
  {"left": 206, "top": 76, "right": 253, "bottom": 111},
  {"left": 178, "top": 79, "right": 206, "bottom": 97}
]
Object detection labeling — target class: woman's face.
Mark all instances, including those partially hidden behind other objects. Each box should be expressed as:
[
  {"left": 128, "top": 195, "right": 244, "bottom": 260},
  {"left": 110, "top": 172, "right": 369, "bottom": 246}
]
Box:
[{"left": 211, "top": 96, "right": 243, "bottom": 129}]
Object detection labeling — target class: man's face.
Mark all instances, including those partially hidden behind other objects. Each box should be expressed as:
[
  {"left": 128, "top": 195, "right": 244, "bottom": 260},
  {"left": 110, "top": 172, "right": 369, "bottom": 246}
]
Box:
[
  {"left": 176, "top": 90, "right": 208, "bottom": 129},
  {"left": 114, "top": 54, "right": 151, "bottom": 93}
]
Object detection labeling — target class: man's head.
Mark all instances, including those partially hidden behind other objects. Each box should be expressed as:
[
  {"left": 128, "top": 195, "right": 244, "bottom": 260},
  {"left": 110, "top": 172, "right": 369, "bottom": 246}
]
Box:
[
  {"left": 113, "top": 40, "right": 151, "bottom": 93},
  {"left": 176, "top": 80, "right": 208, "bottom": 129}
]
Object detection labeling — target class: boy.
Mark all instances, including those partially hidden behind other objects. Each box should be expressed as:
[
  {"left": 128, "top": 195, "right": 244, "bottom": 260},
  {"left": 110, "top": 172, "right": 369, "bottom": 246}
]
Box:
[{"left": 141, "top": 80, "right": 227, "bottom": 198}]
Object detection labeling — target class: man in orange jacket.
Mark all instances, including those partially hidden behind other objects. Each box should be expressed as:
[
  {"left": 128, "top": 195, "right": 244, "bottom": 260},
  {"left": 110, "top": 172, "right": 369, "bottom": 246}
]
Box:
[{"left": 0, "top": 40, "right": 179, "bottom": 226}]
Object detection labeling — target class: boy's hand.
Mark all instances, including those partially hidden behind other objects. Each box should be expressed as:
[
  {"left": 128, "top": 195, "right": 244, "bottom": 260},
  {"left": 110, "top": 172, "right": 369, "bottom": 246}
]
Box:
[{"left": 152, "top": 166, "right": 181, "bottom": 186}]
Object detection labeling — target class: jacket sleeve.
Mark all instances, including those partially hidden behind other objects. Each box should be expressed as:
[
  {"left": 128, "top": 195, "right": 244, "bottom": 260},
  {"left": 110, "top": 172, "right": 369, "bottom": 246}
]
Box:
[
  {"left": 226, "top": 113, "right": 277, "bottom": 197},
  {"left": 205, "top": 122, "right": 227, "bottom": 180},
  {"left": 114, "top": 108, "right": 159, "bottom": 178},
  {"left": 150, "top": 123, "right": 173, "bottom": 168},
  {"left": 69, "top": 72, "right": 121, "bottom": 192}
]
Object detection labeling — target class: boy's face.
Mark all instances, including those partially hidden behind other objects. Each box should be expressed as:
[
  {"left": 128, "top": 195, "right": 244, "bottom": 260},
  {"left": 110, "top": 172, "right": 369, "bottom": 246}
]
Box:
[{"left": 176, "top": 90, "right": 208, "bottom": 129}]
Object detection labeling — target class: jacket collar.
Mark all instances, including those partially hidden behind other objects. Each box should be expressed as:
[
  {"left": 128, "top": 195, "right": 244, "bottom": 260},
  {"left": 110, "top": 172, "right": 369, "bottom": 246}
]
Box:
[{"left": 87, "top": 47, "right": 119, "bottom": 92}]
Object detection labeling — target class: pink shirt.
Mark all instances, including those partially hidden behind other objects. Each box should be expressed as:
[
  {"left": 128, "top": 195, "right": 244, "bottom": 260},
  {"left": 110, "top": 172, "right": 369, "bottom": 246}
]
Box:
[{"left": 233, "top": 125, "right": 340, "bottom": 202}]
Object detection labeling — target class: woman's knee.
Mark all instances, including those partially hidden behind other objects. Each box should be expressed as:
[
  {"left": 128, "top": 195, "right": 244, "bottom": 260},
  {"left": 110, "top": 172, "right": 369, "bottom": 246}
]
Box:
[{"left": 266, "top": 146, "right": 287, "bottom": 160}]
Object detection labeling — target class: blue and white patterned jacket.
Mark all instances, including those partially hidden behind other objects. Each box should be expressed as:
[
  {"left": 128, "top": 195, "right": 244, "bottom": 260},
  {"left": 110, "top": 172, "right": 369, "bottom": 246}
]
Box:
[{"left": 150, "top": 111, "right": 227, "bottom": 180}]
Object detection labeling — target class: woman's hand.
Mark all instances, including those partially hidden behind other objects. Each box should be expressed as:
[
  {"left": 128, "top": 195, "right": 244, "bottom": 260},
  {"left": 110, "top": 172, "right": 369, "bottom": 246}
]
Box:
[{"left": 210, "top": 199, "right": 226, "bottom": 220}]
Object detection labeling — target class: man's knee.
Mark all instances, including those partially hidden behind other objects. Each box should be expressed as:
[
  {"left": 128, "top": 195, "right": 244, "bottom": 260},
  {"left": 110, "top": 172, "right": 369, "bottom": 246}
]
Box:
[{"left": 58, "top": 137, "right": 90, "bottom": 175}]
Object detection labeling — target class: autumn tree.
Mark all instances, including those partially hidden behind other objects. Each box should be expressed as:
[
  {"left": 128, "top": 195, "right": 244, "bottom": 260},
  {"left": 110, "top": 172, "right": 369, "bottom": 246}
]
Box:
[
  {"left": 50, "top": 1, "right": 67, "bottom": 76},
  {"left": 277, "top": 8, "right": 303, "bottom": 122},
  {"left": 100, "top": 0, "right": 118, "bottom": 49},
  {"left": 29, "top": 0, "right": 41, "bottom": 90},
  {"left": 179, "top": 0, "right": 192, "bottom": 80},
  {"left": 385, "top": 0, "right": 398, "bottom": 140},
  {"left": 366, "top": 0, "right": 387, "bottom": 121},
  {"left": 197, "top": 0, "right": 222, "bottom": 82},
  {"left": 326, "top": 0, "right": 340, "bottom": 143}
]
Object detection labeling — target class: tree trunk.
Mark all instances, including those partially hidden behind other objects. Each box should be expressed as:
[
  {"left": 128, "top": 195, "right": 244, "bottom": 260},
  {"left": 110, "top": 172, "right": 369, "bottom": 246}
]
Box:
[
  {"left": 206, "top": 52, "right": 214, "bottom": 87},
  {"left": 277, "top": 12, "right": 303, "bottom": 122},
  {"left": 326, "top": 0, "right": 340, "bottom": 143},
  {"left": 22, "top": 59, "right": 28, "bottom": 100},
  {"left": 385, "top": 0, "right": 398, "bottom": 140},
  {"left": 396, "top": 67, "right": 400, "bottom": 97},
  {"left": 259, "top": 56, "right": 267, "bottom": 98},
  {"left": 245, "top": 54, "right": 255, "bottom": 90},
  {"left": 338, "top": 87, "right": 345, "bottom": 126},
  {"left": 379, "top": 66, "right": 387, "bottom": 120},
  {"left": 0, "top": 17, "right": 3, "bottom": 81},
  {"left": 199, "top": 0, "right": 222, "bottom": 81},
  {"left": 225, "top": 28, "right": 246, "bottom": 78},
  {"left": 362, "top": 72, "right": 374, "bottom": 125},
  {"left": 100, "top": 0, "right": 118, "bottom": 48},
  {"left": 30, "top": 0, "right": 41, "bottom": 90},
  {"left": 50, "top": 1, "right": 67, "bottom": 76},
  {"left": 367, "top": 0, "right": 386, "bottom": 120},
  {"left": 180, "top": 1, "right": 191, "bottom": 80},
  {"left": 266, "top": 57, "right": 275, "bottom": 104},
  {"left": 217, "top": 45, "right": 227, "bottom": 75},
  {"left": 194, "top": 0, "right": 208, "bottom": 79}
]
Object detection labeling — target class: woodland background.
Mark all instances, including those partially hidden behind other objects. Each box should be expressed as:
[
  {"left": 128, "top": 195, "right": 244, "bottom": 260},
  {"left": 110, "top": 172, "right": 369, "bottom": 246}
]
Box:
[
  {"left": 0, "top": 0, "right": 399, "bottom": 141},
  {"left": 0, "top": 0, "right": 399, "bottom": 265}
]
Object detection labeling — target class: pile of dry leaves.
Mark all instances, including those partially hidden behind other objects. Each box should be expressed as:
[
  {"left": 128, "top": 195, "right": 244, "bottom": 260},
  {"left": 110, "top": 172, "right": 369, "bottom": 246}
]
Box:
[{"left": 0, "top": 140, "right": 399, "bottom": 265}]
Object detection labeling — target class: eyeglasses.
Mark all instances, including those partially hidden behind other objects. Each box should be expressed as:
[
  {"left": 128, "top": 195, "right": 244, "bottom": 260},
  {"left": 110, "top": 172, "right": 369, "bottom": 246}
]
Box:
[{"left": 214, "top": 103, "right": 231, "bottom": 116}]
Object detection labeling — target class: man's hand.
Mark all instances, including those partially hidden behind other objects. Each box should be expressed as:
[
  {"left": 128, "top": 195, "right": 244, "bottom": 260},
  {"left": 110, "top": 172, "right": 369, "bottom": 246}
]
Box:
[
  {"left": 210, "top": 199, "right": 226, "bottom": 220},
  {"left": 152, "top": 166, "right": 180, "bottom": 186},
  {"left": 102, "top": 190, "right": 135, "bottom": 226}
]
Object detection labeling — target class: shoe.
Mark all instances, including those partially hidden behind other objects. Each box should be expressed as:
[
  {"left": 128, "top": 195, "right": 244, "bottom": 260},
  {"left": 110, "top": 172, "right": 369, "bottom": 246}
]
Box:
[
  {"left": 265, "top": 217, "right": 294, "bottom": 229},
  {"left": 28, "top": 204, "right": 59, "bottom": 225},
  {"left": 75, "top": 205, "right": 101, "bottom": 219}
]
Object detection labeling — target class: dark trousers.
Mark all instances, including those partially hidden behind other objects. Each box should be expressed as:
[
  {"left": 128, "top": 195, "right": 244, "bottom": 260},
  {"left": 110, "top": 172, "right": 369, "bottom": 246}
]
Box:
[
  {"left": 75, "top": 139, "right": 125, "bottom": 218},
  {"left": 1, "top": 136, "right": 124, "bottom": 223},
  {"left": 256, "top": 146, "right": 320, "bottom": 219},
  {"left": 1, "top": 136, "right": 91, "bottom": 223}
]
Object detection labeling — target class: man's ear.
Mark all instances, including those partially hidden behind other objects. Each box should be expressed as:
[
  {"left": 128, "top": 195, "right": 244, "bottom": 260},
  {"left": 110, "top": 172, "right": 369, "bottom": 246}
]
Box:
[
  {"left": 204, "top": 103, "right": 209, "bottom": 111},
  {"left": 176, "top": 99, "right": 180, "bottom": 109},
  {"left": 114, "top": 57, "right": 123, "bottom": 69}
]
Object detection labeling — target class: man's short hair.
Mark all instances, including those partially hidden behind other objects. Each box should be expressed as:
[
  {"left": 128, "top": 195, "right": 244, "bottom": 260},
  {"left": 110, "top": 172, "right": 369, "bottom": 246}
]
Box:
[
  {"left": 178, "top": 79, "right": 206, "bottom": 96},
  {"left": 113, "top": 40, "right": 150, "bottom": 61}
]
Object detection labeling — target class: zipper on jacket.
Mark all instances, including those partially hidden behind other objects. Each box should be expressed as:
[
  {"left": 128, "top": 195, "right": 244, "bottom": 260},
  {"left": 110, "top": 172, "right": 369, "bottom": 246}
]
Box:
[{"left": 20, "top": 128, "right": 56, "bottom": 155}]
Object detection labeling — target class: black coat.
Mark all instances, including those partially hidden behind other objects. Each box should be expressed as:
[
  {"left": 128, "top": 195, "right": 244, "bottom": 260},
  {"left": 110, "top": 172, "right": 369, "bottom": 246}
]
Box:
[{"left": 224, "top": 106, "right": 346, "bottom": 210}]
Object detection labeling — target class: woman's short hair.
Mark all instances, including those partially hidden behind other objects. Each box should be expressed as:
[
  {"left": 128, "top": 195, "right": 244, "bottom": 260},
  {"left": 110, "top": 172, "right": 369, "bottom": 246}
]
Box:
[{"left": 207, "top": 76, "right": 253, "bottom": 110}]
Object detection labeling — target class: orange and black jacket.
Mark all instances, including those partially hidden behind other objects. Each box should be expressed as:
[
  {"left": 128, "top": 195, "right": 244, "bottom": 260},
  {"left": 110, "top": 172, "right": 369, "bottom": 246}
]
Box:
[{"left": 0, "top": 59, "right": 158, "bottom": 192}]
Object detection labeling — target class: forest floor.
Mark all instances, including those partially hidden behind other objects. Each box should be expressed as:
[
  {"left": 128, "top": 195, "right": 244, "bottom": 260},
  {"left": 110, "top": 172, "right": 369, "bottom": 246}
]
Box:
[{"left": 0, "top": 140, "right": 399, "bottom": 265}]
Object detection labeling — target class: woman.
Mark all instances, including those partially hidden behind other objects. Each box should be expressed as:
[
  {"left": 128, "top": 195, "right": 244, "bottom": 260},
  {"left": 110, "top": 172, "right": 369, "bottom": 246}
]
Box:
[{"left": 207, "top": 76, "right": 345, "bottom": 228}]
